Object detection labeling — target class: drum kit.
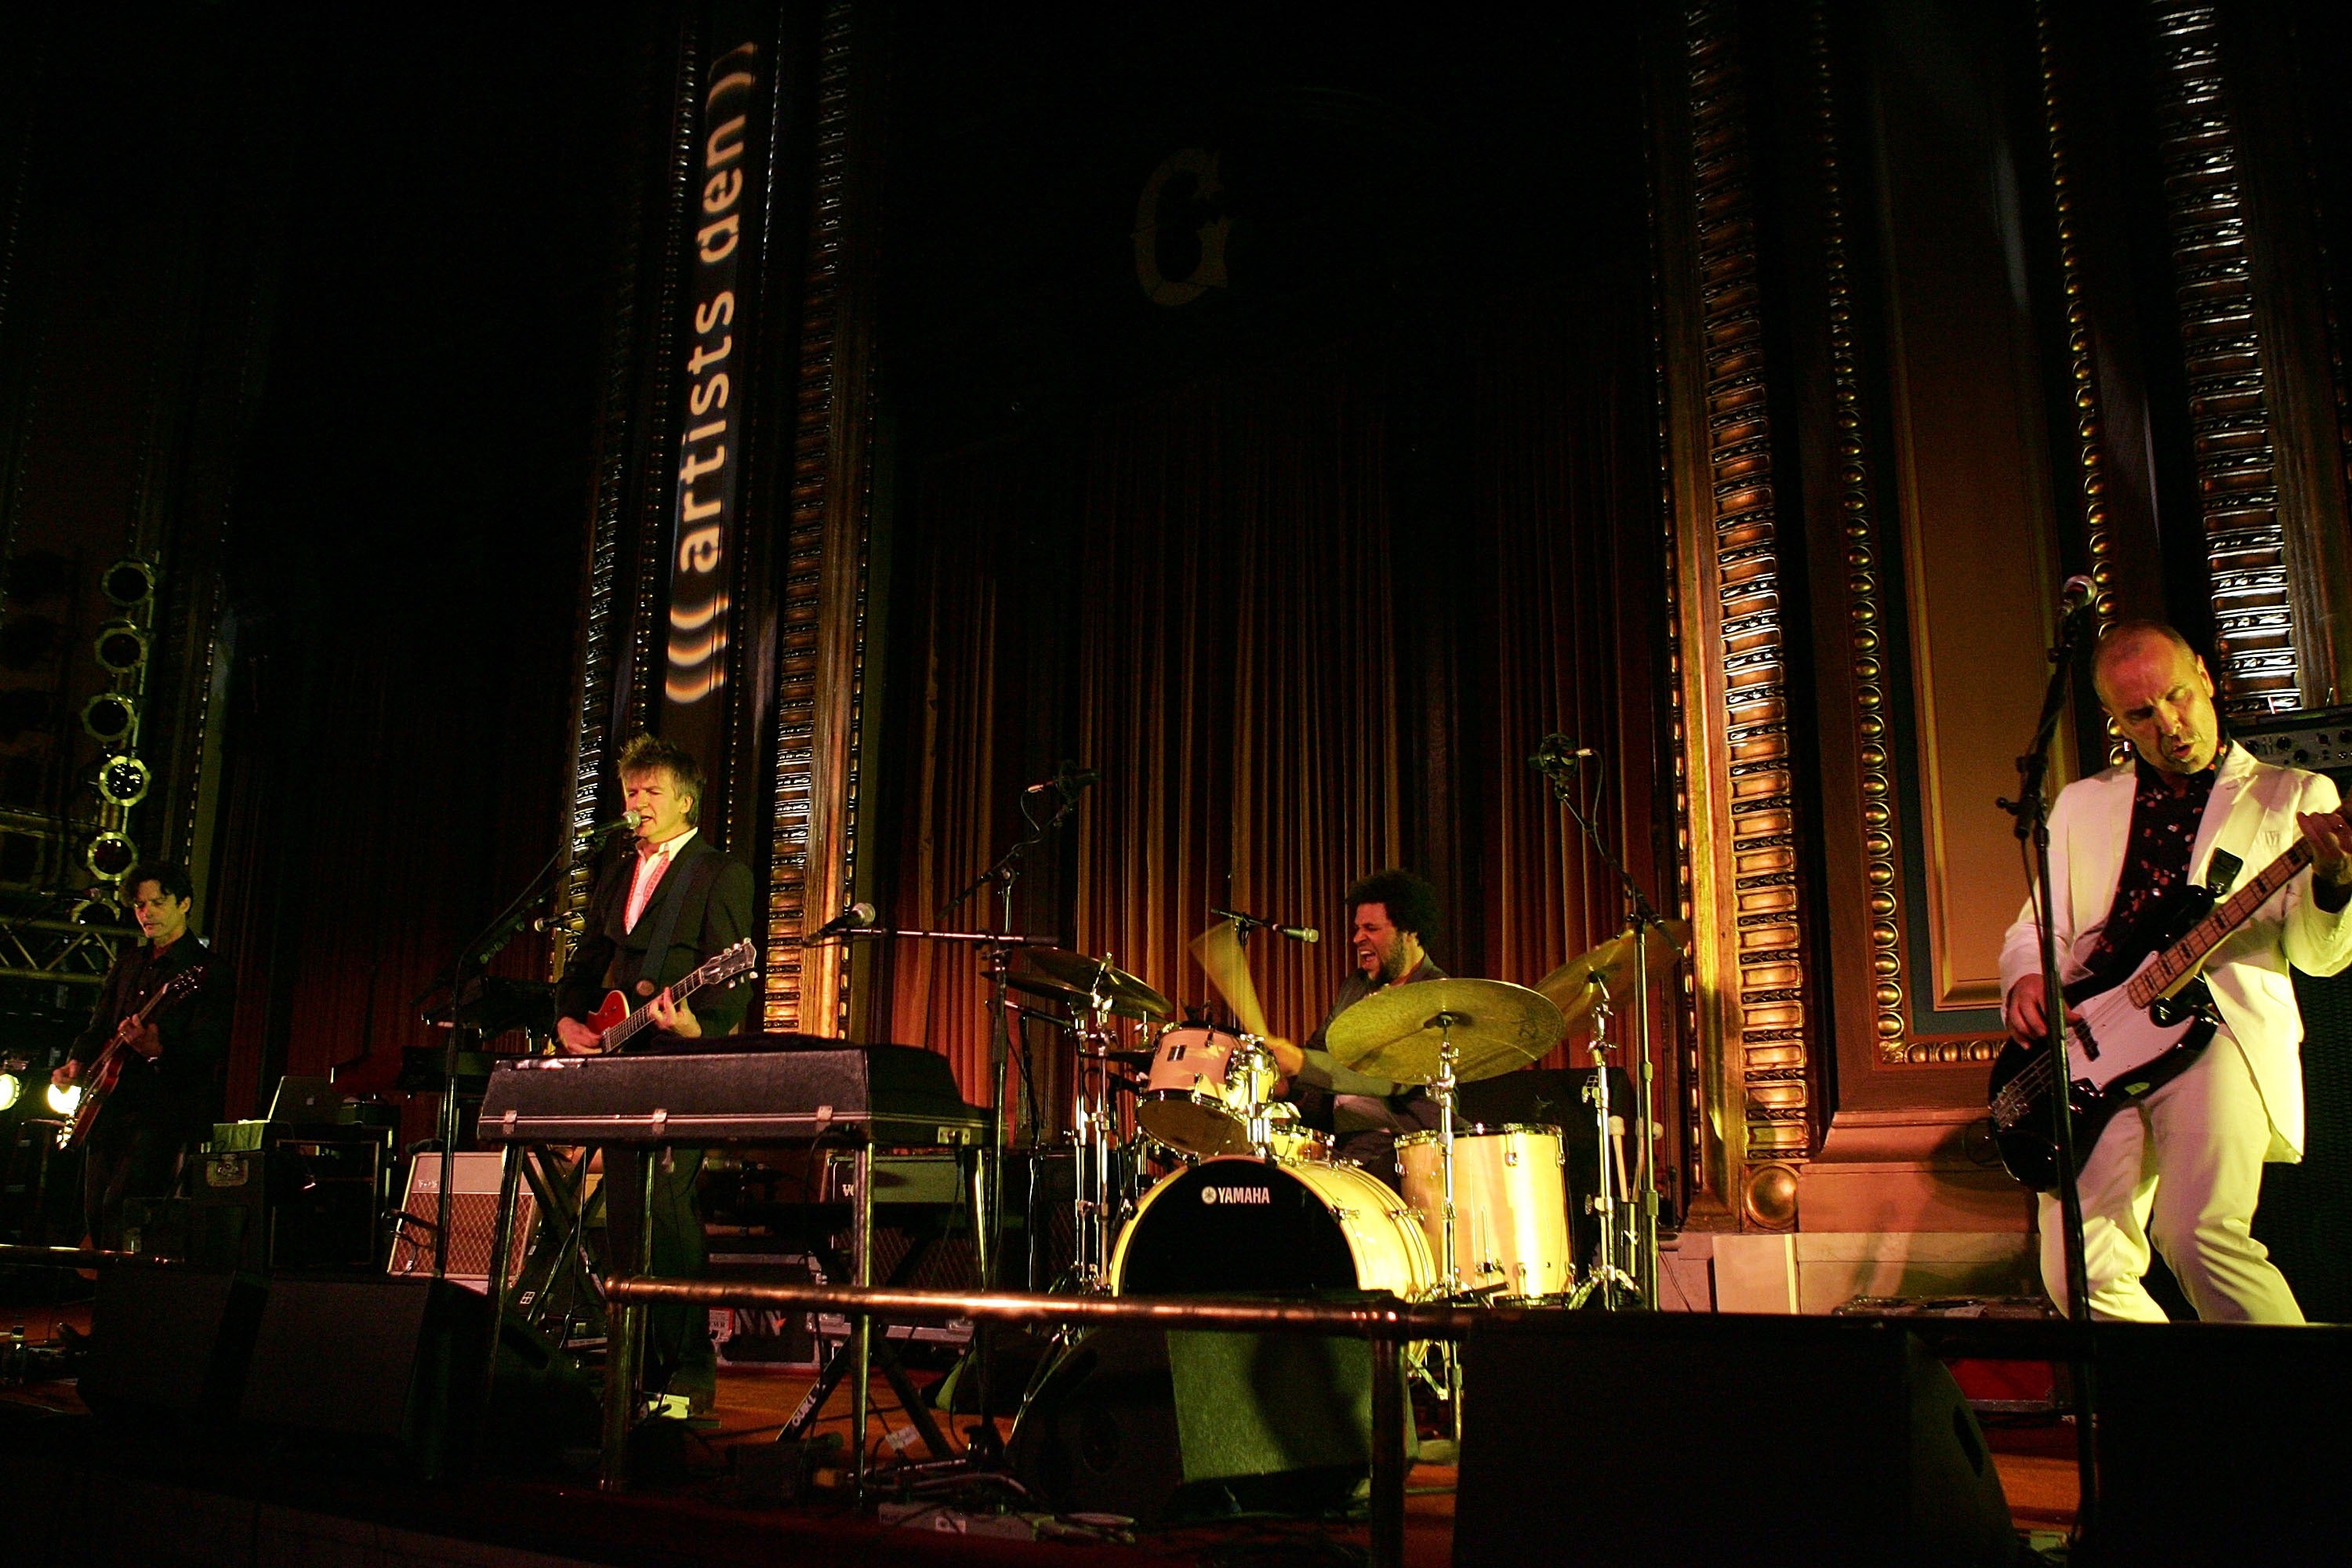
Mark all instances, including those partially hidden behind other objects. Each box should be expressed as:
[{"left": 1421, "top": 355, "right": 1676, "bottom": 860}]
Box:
[{"left": 1006, "top": 916, "right": 1690, "bottom": 1323}]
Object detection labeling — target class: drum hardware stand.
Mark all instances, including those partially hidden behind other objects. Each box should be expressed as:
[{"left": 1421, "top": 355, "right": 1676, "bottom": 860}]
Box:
[
  {"left": 1532, "top": 736, "right": 1671, "bottom": 1308},
  {"left": 924, "top": 770, "right": 1089, "bottom": 1468},
  {"left": 1566, "top": 985, "right": 1640, "bottom": 1310},
  {"left": 1068, "top": 964, "right": 1121, "bottom": 1292},
  {"left": 1425, "top": 1011, "right": 1468, "bottom": 1440}
]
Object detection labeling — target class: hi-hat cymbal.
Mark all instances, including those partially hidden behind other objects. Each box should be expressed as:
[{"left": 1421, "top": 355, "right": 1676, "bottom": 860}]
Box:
[
  {"left": 1323, "top": 978, "right": 1567, "bottom": 1085},
  {"left": 1535, "top": 920, "right": 1690, "bottom": 1034},
  {"left": 1017, "top": 949, "right": 1172, "bottom": 1022}
]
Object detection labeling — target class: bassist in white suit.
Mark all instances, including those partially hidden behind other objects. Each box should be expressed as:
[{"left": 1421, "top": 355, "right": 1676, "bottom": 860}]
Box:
[{"left": 2002, "top": 622, "right": 2352, "bottom": 1322}]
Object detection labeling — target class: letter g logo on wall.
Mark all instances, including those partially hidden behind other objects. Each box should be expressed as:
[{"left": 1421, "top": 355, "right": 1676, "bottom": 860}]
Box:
[{"left": 1134, "top": 147, "right": 1232, "bottom": 307}]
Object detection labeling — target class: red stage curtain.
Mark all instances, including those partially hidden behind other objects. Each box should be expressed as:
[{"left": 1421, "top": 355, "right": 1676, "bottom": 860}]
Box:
[{"left": 880, "top": 291, "right": 1664, "bottom": 1112}]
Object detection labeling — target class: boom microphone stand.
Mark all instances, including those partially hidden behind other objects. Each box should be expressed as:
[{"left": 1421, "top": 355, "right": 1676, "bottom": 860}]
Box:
[
  {"left": 931, "top": 767, "right": 1088, "bottom": 1460},
  {"left": 1996, "top": 587, "right": 2100, "bottom": 1539},
  {"left": 1532, "top": 735, "right": 1670, "bottom": 1308}
]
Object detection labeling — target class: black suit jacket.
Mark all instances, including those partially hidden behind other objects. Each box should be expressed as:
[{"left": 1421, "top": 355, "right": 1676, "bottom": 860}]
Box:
[
  {"left": 71, "top": 934, "right": 234, "bottom": 1141},
  {"left": 557, "top": 833, "right": 756, "bottom": 1039}
]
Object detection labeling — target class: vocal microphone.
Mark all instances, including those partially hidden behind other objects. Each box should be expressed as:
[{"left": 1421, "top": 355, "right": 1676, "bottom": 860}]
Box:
[
  {"left": 581, "top": 809, "right": 641, "bottom": 837},
  {"left": 1022, "top": 764, "right": 1101, "bottom": 797},
  {"left": 2059, "top": 574, "right": 2098, "bottom": 615},
  {"left": 1210, "top": 906, "right": 1320, "bottom": 944},
  {"left": 1530, "top": 735, "right": 1598, "bottom": 775},
  {"left": 808, "top": 902, "right": 879, "bottom": 940}
]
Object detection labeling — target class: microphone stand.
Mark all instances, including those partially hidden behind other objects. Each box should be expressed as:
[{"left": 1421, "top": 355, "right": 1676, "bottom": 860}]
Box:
[
  {"left": 430, "top": 831, "right": 589, "bottom": 1277},
  {"left": 1536, "top": 747, "right": 1671, "bottom": 1309},
  {"left": 929, "top": 779, "right": 1083, "bottom": 1461},
  {"left": 1997, "top": 603, "right": 2100, "bottom": 1540}
]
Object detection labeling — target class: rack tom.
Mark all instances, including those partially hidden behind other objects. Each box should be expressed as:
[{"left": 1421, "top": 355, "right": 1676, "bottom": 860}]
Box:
[{"left": 1135, "top": 1025, "right": 1269, "bottom": 1156}]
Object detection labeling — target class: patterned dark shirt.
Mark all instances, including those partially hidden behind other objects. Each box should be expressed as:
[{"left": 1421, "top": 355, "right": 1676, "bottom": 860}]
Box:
[{"left": 2091, "top": 742, "right": 2228, "bottom": 972}]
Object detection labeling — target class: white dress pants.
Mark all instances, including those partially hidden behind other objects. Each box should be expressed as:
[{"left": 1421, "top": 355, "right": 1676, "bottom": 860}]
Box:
[{"left": 2037, "top": 1033, "right": 2303, "bottom": 1323}]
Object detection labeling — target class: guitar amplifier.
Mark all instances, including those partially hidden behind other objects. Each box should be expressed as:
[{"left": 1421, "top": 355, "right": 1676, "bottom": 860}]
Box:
[
  {"left": 387, "top": 1150, "right": 535, "bottom": 1295},
  {"left": 2236, "top": 707, "right": 2352, "bottom": 1323}
]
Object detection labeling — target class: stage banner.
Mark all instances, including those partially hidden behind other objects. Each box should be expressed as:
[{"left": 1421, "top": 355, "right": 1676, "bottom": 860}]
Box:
[{"left": 659, "top": 5, "right": 770, "bottom": 775}]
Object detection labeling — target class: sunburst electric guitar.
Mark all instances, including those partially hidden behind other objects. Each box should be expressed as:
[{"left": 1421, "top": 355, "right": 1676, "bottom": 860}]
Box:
[
  {"left": 579, "top": 938, "right": 757, "bottom": 1054},
  {"left": 1987, "top": 834, "right": 2320, "bottom": 1191},
  {"left": 56, "top": 964, "right": 208, "bottom": 1152}
]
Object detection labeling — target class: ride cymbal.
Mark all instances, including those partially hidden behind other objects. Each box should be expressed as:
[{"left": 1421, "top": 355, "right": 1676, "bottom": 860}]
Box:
[
  {"left": 1535, "top": 920, "right": 1690, "bottom": 1034},
  {"left": 1323, "top": 978, "right": 1566, "bottom": 1085}
]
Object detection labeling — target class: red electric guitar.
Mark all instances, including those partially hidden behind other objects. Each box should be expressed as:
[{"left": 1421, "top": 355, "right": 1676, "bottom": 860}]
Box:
[
  {"left": 578, "top": 938, "right": 757, "bottom": 1054},
  {"left": 56, "top": 965, "right": 208, "bottom": 1152}
]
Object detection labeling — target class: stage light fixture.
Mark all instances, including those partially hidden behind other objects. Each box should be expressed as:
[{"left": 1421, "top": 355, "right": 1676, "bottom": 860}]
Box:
[
  {"left": 46, "top": 1080, "right": 80, "bottom": 1116},
  {"left": 97, "top": 753, "right": 151, "bottom": 808},
  {"left": 81, "top": 692, "right": 137, "bottom": 746},
  {"left": 94, "top": 619, "right": 148, "bottom": 674},
  {"left": 85, "top": 832, "right": 136, "bottom": 882},
  {"left": 101, "top": 558, "right": 157, "bottom": 608},
  {"left": 0, "top": 1073, "right": 20, "bottom": 1111},
  {"left": 68, "top": 895, "right": 118, "bottom": 926}
]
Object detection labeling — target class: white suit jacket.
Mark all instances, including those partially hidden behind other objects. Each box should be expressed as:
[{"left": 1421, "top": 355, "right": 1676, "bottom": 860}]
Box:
[{"left": 1998, "top": 744, "right": 2352, "bottom": 1158}]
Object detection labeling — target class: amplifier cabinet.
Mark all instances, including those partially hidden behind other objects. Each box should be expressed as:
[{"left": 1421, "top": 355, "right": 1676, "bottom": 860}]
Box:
[{"left": 387, "top": 1149, "right": 535, "bottom": 1295}]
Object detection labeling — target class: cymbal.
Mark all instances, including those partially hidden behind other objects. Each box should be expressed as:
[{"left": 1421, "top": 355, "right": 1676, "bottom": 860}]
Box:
[
  {"left": 1323, "top": 978, "right": 1567, "bottom": 1086},
  {"left": 1017, "top": 949, "right": 1172, "bottom": 1022},
  {"left": 1535, "top": 920, "right": 1690, "bottom": 1033}
]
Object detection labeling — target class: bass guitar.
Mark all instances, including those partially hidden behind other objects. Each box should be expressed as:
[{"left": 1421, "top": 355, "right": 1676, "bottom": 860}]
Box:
[
  {"left": 1987, "top": 835, "right": 2318, "bottom": 1191},
  {"left": 579, "top": 938, "right": 757, "bottom": 1054},
  {"left": 56, "top": 964, "right": 209, "bottom": 1152}
]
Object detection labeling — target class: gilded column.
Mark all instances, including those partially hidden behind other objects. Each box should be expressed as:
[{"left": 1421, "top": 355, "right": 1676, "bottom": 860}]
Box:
[
  {"left": 2147, "top": 2, "right": 2308, "bottom": 714},
  {"left": 1655, "top": 2, "right": 1816, "bottom": 1228},
  {"left": 765, "top": 0, "right": 875, "bottom": 1033}
]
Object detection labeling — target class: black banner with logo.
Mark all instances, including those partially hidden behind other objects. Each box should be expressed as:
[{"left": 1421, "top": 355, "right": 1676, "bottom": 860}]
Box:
[{"left": 659, "top": 10, "right": 766, "bottom": 774}]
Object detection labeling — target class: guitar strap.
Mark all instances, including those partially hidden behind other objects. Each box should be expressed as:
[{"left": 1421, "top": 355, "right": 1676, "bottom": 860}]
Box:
[
  {"left": 2206, "top": 848, "right": 2243, "bottom": 897},
  {"left": 626, "top": 848, "right": 717, "bottom": 999}
]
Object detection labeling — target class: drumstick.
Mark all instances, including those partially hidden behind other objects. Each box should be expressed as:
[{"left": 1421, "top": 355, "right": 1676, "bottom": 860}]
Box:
[{"left": 1191, "top": 920, "right": 1272, "bottom": 1040}]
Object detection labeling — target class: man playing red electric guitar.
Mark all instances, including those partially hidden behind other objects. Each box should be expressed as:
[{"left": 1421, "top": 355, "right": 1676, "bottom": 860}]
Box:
[
  {"left": 554, "top": 734, "right": 753, "bottom": 1413},
  {"left": 51, "top": 862, "right": 234, "bottom": 1250}
]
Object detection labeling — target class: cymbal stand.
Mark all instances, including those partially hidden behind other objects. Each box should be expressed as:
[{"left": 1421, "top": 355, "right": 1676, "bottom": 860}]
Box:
[
  {"left": 1069, "top": 964, "right": 1120, "bottom": 1291},
  {"left": 1429, "top": 1011, "right": 1465, "bottom": 1440},
  {"left": 1566, "top": 983, "right": 1639, "bottom": 1310}
]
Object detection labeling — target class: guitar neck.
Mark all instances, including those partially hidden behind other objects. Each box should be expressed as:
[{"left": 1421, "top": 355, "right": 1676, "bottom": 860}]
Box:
[
  {"left": 2129, "top": 838, "right": 2316, "bottom": 1005},
  {"left": 601, "top": 959, "right": 731, "bottom": 1051}
]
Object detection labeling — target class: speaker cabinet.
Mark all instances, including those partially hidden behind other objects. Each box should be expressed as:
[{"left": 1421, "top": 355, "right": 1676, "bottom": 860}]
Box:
[
  {"left": 2239, "top": 710, "right": 2352, "bottom": 1320},
  {"left": 2093, "top": 1321, "right": 2352, "bottom": 1560},
  {"left": 387, "top": 1149, "right": 533, "bottom": 1293},
  {"left": 80, "top": 1268, "right": 265, "bottom": 1423},
  {"left": 1007, "top": 1323, "right": 1387, "bottom": 1523},
  {"left": 238, "top": 1276, "right": 492, "bottom": 1476},
  {"left": 1457, "top": 1315, "right": 2013, "bottom": 1568}
]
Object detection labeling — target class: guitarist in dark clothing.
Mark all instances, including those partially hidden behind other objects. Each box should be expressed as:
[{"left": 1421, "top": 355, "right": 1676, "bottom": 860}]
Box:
[
  {"left": 52, "top": 863, "right": 232, "bottom": 1250},
  {"left": 2000, "top": 622, "right": 2352, "bottom": 1321},
  {"left": 554, "top": 735, "right": 753, "bottom": 1410}
]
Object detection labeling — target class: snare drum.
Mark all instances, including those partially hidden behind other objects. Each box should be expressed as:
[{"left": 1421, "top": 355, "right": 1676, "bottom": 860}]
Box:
[
  {"left": 1396, "top": 1123, "right": 1572, "bottom": 1299},
  {"left": 1260, "top": 1102, "right": 1332, "bottom": 1166},
  {"left": 1135, "top": 1025, "right": 1270, "bottom": 1157},
  {"left": 1110, "top": 1156, "right": 1436, "bottom": 1299}
]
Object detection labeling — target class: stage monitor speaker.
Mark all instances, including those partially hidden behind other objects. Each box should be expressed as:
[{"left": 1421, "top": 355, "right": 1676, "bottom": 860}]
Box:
[
  {"left": 387, "top": 1149, "right": 534, "bottom": 1293},
  {"left": 79, "top": 1268, "right": 265, "bottom": 1423},
  {"left": 1007, "top": 1321, "right": 1388, "bottom": 1522},
  {"left": 1456, "top": 1315, "right": 2013, "bottom": 1568},
  {"left": 2092, "top": 1321, "right": 2352, "bottom": 1560},
  {"left": 238, "top": 1275, "right": 492, "bottom": 1477}
]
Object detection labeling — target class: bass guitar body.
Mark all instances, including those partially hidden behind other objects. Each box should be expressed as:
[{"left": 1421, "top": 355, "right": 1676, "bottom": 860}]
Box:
[{"left": 1987, "top": 886, "right": 2220, "bottom": 1192}]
